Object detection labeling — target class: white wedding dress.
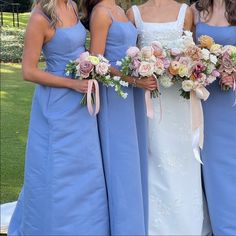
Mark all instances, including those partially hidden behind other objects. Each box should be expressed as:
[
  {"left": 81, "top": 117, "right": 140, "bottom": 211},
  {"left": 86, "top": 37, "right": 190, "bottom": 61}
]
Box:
[{"left": 132, "top": 4, "right": 211, "bottom": 235}]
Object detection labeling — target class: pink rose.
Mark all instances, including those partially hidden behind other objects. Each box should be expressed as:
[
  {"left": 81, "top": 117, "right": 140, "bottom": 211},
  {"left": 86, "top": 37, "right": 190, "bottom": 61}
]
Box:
[
  {"left": 221, "top": 53, "right": 234, "bottom": 73},
  {"left": 77, "top": 51, "right": 90, "bottom": 63},
  {"left": 138, "top": 61, "right": 154, "bottom": 77},
  {"left": 127, "top": 47, "right": 140, "bottom": 58},
  {"left": 79, "top": 60, "right": 94, "bottom": 78},
  {"left": 151, "top": 41, "right": 163, "bottom": 57},
  {"left": 155, "top": 58, "right": 165, "bottom": 75},
  {"left": 179, "top": 57, "right": 192, "bottom": 67},
  {"left": 95, "top": 62, "right": 109, "bottom": 75},
  {"left": 141, "top": 46, "right": 154, "bottom": 60}
]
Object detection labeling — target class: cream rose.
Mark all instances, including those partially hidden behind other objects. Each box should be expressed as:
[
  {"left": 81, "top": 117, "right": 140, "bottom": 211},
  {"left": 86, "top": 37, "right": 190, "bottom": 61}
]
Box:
[
  {"left": 182, "top": 80, "right": 194, "bottom": 92},
  {"left": 95, "top": 62, "right": 109, "bottom": 75},
  {"left": 138, "top": 61, "right": 154, "bottom": 77}
]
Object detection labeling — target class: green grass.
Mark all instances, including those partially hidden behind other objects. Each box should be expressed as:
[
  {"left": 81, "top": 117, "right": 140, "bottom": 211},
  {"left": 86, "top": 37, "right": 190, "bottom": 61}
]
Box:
[
  {"left": 0, "top": 63, "right": 37, "bottom": 203},
  {"left": 2, "top": 12, "right": 30, "bottom": 28}
]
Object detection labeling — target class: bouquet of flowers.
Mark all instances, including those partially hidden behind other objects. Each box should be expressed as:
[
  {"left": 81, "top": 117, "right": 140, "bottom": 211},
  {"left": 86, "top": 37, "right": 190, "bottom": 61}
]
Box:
[
  {"left": 167, "top": 33, "right": 220, "bottom": 99},
  {"left": 65, "top": 52, "right": 129, "bottom": 106},
  {"left": 117, "top": 42, "right": 170, "bottom": 98},
  {"left": 218, "top": 45, "right": 236, "bottom": 91}
]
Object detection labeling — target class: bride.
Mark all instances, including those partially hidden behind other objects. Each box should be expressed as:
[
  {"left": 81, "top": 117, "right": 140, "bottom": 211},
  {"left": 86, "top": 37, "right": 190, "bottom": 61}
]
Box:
[{"left": 127, "top": 0, "right": 211, "bottom": 235}]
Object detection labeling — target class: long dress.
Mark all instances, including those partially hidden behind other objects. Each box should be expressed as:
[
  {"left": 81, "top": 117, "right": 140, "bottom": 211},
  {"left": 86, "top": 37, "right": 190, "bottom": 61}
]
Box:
[
  {"left": 132, "top": 4, "right": 211, "bottom": 235},
  {"left": 195, "top": 21, "right": 236, "bottom": 235},
  {"left": 8, "top": 10, "right": 109, "bottom": 235},
  {"left": 96, "top": 8, "right": 148, "bottom": 235}
]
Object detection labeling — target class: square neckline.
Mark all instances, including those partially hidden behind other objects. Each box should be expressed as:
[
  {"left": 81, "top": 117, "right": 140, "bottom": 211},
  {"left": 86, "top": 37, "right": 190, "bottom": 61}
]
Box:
[{"left": 134, "top": 4, "right": 186, "bottom": 25}]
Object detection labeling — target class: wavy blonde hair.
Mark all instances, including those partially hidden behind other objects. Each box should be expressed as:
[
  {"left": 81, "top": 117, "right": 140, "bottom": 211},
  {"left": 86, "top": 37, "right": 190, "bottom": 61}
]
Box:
[{"left": 33, "top": 0, "right": 70, "bottom": 28}]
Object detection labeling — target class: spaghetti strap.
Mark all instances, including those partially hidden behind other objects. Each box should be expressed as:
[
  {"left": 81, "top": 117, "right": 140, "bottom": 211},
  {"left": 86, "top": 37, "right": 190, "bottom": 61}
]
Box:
[
  {"left": 32, "top": 8, "right": 51, "bottom": 23},
  {"left": 69, "top": 0, "right": 79, "bottom": 20},
  {"left": 93, "top": 5, "right": 115, "bottom": 21}
]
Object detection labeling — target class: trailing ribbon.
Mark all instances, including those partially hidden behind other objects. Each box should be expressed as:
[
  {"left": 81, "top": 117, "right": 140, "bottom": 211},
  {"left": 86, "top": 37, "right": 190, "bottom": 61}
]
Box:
[
  {"left": 87, "top": 79, "right": 100, "bottom": 116},
  {"left": 190, "top": 85, "right": 210, "bottom": 164},
  {"left": 145, "top": 90, "right": 154, "bottom": 119}
]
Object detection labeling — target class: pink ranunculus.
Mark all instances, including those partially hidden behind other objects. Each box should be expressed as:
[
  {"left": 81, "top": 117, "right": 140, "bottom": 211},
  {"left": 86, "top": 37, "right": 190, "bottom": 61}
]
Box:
[
  {"left": 138, "top": 61, "right": 154, "bottom": 77},
  {"left": 141, "top": 46, "right": 154, "bottom": 60},
  {"left": 79, "top": 60, "right": 94, "bottom": 78},
  {"left": 127, "top": 47, "right": 140, "bottom": 58},
  {"left": 95, "top": 62, "right": 109, "bottom": 75}
]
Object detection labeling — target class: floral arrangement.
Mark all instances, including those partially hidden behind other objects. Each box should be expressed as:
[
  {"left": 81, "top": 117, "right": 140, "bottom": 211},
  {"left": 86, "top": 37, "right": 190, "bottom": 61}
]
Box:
[
  {"left": 117, "top": 42, "right": 171, "bottom": 98},
  {"left": 199, "top": 35, "right": 236, "bottom": 91},
  {"left": 65, "top": 52, "right": 129, "bottom": 105},
  {"left": 166, "top": 32, "right": 220, "bottom": 99}
]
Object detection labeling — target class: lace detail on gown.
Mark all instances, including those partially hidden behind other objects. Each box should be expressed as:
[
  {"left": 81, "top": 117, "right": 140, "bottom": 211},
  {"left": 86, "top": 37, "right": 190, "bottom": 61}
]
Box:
[{"left": 132, "top": 4, "right": 211, "bottom": 235}]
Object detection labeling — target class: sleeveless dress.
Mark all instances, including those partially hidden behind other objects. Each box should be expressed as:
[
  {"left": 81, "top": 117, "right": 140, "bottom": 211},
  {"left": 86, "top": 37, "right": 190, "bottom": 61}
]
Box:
[
  {"left": 96, "top": 9, "right": 149, "bottom": 235},
  {"left": 196, "top": 21, "right": 236, "bottom": 235},
  {"left": 8, "top": 8, "right": 109, "bottom": 235},
  {"left": 132, "top": 4, "right": 211, "bottom": 235}
]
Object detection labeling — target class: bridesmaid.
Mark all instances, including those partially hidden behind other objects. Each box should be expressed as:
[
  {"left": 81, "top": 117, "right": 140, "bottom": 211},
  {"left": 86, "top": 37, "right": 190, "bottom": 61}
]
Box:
[
  {"left": 8, "top": 0, "right": 109, "bottom": 235},
  {"left": 192, "top": 0, "right": 236, "bottom": 234},
  {"left": 80, "top": 0, "right": 157, "bottom": 234}
]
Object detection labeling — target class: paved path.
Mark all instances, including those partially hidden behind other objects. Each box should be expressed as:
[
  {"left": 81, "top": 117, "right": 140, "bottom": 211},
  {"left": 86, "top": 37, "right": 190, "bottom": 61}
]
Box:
[{"left": 0, "top": 201, "right": 16, "bottom": 234}]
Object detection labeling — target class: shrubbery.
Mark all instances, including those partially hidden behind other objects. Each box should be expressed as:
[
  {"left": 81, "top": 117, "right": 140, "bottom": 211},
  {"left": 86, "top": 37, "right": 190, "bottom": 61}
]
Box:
[{"left": 1, "top": 27, "right": 25, "bottom": 63}]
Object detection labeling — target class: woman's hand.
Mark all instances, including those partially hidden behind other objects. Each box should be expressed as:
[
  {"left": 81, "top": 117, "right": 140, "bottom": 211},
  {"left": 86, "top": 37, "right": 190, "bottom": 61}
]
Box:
[
  {"left": 220, "top": 74, "right": 235, "bottom": 89},
  {"left": 135, "top": 76, "right": 158, "bottom": 91},
  {"left": 71, "top": 79, "right": 89, "bottom": 93}
]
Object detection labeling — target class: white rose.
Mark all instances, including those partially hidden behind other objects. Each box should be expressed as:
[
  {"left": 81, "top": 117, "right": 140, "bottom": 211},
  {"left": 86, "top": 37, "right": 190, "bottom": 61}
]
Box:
[
  {"left": 210, "top": 54, "right": 218, "bottom": 65},
  {"left": 159, "top": 75, "right": 173, "bottom": 88},
  {"left": 201, "top": 48, "right": 210, "bottom": 61},
  {"left": 182, "top": 80, "right": 194, "bottom": 92}
]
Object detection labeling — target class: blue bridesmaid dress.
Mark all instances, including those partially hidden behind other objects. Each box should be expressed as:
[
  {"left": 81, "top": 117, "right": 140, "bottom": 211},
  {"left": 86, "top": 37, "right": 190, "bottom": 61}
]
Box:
[
  {"left": 8, "top": 6, "right": 109, "bottom": 236},
  {"left": 196, "top": 21, "right": 236, "bottom": 235},
  {"left": 96, "top": 9, "right": 148, "bottom": 235}
]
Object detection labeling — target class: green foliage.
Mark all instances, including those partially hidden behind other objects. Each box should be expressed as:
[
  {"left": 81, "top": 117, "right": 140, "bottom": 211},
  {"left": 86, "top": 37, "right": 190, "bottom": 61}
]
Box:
[{"left": 1, "top": 27, "right": 25, "bottom": 63}]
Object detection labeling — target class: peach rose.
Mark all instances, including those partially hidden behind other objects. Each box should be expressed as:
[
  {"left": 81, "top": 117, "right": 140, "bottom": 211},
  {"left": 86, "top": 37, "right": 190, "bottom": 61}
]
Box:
[
  {"left": 169, "top": 61, "right": 180, "bottom": 75},
  {"left": 199, "top": 35, "right": 214, "bottom": 50}
]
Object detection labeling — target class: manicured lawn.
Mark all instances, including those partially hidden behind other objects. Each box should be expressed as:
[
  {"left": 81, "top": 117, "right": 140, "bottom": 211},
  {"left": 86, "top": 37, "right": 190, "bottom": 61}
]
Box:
[
  {"left": 2, "top": 12, "right": 30, "bottom": 28},
  {"left": 0, "top": 63, "right": 37, "bottom": 203}
]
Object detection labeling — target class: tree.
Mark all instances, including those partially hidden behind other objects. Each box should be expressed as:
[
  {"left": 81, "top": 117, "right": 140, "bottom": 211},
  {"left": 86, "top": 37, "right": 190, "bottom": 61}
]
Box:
[{"left": 2, "top": 0, "right": 32, "bottom": 12}]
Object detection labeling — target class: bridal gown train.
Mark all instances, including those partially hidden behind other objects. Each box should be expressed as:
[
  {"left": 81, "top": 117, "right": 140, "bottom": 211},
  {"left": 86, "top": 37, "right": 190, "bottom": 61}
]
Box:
[{"left": 132, "top": 4, "right": 211, "bottom": 235}]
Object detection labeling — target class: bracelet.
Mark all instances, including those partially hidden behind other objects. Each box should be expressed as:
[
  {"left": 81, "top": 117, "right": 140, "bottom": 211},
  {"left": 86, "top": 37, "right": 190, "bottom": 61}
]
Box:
[{"left": 132, "top": 77, "right": 137, "bottom": 87}]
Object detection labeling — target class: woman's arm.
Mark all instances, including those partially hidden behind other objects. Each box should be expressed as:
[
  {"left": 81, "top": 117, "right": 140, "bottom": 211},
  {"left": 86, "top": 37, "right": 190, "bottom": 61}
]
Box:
[
  {"left": 89, "top": 6, "right": 157, "bottom": 90},
  {"left": 22, "top": 12, "right": 89, "bottom": 93}
]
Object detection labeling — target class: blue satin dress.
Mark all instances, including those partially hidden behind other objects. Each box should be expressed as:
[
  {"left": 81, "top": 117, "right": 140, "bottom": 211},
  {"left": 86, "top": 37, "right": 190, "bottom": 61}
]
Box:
[
  {"left": 97, "top": 11, "right": 148, "bottom": 235},
  {"left": 8, "top": 10, "right": 109, "bottom": 236},
  {"left": 196, "top": 22, "right": 236, "bottom": 235}
]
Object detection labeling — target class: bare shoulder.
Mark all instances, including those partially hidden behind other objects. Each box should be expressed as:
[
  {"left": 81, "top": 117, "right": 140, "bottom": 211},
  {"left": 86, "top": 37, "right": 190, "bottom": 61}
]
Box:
[
  {"left": 90, "top": 4, "right": 112, "bottom": 23},
  {"left": 27, "top": 8, "right": 50, "bottom": 31}
]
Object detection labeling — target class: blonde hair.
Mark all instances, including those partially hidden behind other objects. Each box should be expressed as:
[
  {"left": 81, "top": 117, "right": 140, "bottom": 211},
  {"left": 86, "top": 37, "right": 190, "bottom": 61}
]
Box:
[{"left": 33, "top": 0, "right": 70, "bottom": 28}]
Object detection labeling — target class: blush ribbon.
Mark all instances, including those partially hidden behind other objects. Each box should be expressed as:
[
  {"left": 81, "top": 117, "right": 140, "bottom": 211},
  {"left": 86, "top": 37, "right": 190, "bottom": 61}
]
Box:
[
  {"left": 190, "top": 85, "right": 210, "bottom": 164},
  {"left": 87, "top": 79, "right": 100, "bottom": 116}
]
